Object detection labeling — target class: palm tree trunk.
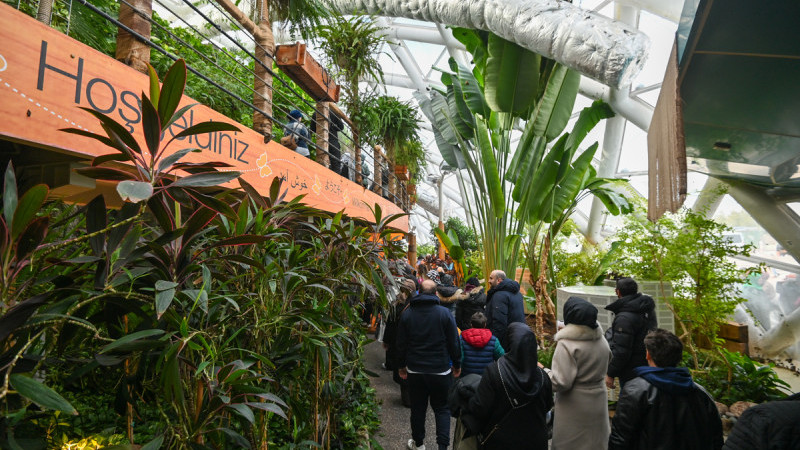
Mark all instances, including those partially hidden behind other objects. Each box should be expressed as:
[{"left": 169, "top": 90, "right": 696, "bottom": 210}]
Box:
[{"left": 214, "top": 0, "right": 274, "bottom": 140}]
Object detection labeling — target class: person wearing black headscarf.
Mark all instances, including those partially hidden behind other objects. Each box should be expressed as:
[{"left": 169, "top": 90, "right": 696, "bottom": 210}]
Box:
[
  {"left": 547, "top": 296, "right": 611, "bottom": 450},
  {"left": 462, "top": 322, "right": 553, "bottom": 449}
]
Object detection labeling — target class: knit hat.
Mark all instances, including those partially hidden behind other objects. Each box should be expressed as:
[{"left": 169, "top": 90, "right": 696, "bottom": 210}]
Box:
[
  {"left": 427, "top": 270, "right": 441, "bottom": 285},
  {"left": 288, "top": 109, "right": 303, "bottom": 120}
]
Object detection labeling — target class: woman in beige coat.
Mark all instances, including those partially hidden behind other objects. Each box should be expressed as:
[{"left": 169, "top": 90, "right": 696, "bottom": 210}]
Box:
[{"left": 547, "top": 296, "right": 611, "bottom": 450}]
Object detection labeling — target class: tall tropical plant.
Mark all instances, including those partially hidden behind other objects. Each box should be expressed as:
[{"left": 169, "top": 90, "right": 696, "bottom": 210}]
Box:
[
  {"left": 315, "top": 13, "right": 387, "bottom": 182},
  {"left": 420, "top": 29, "right": 632, "bottom": 336}
]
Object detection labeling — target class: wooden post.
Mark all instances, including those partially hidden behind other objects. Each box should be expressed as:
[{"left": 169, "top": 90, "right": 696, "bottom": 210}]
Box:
[
  {"left": 252, "top": 8, "right": 274, "bottom": 140},
  {"left": 115, "top": 0, "right": 152, "bottom": 74},
  {"left": 407, "top": 232, "right": 416, "bottom": 267},
  {"left": 373, "top": 145, "right": 383, "bottom": 194},
  {"left": 315, "top": 102, "right": 330, "bottom": 168},
  {"left": 213, "top": 0, "right": 274, "bottom": 140}
]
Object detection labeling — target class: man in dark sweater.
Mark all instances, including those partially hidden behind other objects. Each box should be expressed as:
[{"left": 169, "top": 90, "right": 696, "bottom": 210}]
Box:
[
  {"left": 398, "top": 279, "right": 461, "bottom": 450},
  {"left": 605, "top": 277, "right": 657, "bottom": 389},
  {"left": 609, "top": 329, "right": 723, "bottom": 450}
]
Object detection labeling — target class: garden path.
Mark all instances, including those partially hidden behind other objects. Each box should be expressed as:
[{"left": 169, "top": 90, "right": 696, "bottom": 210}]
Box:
[{"left": 364, "top": 340, "right": 455, "bottom": 449}]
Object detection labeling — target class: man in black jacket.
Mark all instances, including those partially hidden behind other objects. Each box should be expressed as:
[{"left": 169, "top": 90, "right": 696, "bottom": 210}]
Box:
[
  {"left": 398, "top": 280, "right": 461, "bottom": 450},
  {"left": 485, "top": 270, "right": 526, "bottom": 349},
  {"left": 609, "top": 329, "right": 723, "bottom": 450},
  {"left": 723, "top": 392, "right": 800, "bottom": 450},
  {"left": 605, "top": 277, "right": 657, "bottom": 389}
]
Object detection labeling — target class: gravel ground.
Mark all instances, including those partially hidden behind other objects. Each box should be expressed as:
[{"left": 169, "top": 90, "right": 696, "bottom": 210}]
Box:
[{"left": 364, "top": 340, "right": 455, "bottom": 450}]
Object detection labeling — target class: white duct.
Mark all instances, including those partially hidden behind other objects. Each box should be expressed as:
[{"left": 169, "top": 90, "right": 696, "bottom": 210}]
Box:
[{"left": 331, "top": 0, "right": 649, "bottom": 88}]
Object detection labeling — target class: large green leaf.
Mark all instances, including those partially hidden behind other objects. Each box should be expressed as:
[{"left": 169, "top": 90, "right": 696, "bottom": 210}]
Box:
[
  {"left": 117, "top": 181, "right": 154, "bottom": 203},
  {"left": 158, "top": 59, "right": 187, "bottom": 128},
  {"left": 147, "top": 64, "right": 161, "bottom": 107},
  {"left": 10, "top": 374, "right": 77, "bottom": 414},
  {"left": 517, "top": 134, "right": 569, "bottom": 224},
  {"left": 565, "top": 100, "right": 615, "bottom": 152},
  {"left": 3, "top": 162, "right": 18, "bottom": 229},
  {"left": 531, "top": 65, "right": 580, "bottom": 142},
  {"left": 475, "top": 120, "right": 504, "bottom": 218},
  {"left": 155, "top": 280, "right": 178, "bottom": 318},
  {"left": 453, "top": 58, "right": 490, "bottom": 119},
  {"left": 485, "top": 34, "right": 540, "bottom": 115},
  {"left": 100, "top": 329, "right": 166, "bottom": 353},
  {"left": 11, "top": 184, "right": 48, "bottom": 240},
  {"left": 141, "top": 95, "right": 162, "bottom": 158},
  {"left": 544, "top": 142, "right": 599, "bottom": 223},
  {"left": 171, "top": 171, "right": 241, "bottom": 187},
  {"left": 172, "top": 121, "right": 240, "bottom": 140}
]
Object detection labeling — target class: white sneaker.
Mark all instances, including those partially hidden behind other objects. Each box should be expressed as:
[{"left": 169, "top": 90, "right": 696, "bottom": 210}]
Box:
[{"left": 407, "top": 438, "right": 426, "bottom": 450}]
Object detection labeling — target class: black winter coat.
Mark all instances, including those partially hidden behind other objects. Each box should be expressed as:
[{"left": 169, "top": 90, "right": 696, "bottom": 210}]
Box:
[
  {"left": 463, "top": 362, "right": 553, "bottom": 449},
  {"left": 608, "top": 377, "right": 723, "bottom": 450},
  {"left": 605, "top": 293, "right": 657, "bottom": 383},
  {"left": 396, "top": 293, "right": 460, "bottom": 373},
  {"left": 456, "top": 288, "right": 487, "bottom": 331},
  {"left": 722, "top": 393, "right": 800, "bottom": 450},
  {"left": 485, "top": 279, "right": 526, "bottom": 349}
]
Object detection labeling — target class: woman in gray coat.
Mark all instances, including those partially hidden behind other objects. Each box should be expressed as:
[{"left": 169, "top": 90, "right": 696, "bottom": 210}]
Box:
[{"left": 547, "top": 296, "right": 611, "bottom": 450}]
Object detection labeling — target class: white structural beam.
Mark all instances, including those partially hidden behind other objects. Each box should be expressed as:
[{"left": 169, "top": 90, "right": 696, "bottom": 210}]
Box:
[{"left": 585, "top": 4, "right": 639, "bottom": 245}]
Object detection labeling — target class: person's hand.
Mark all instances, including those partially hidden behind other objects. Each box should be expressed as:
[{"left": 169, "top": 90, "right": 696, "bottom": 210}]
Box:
[
  {"left": 605, "top": 375, "right": 615, "bottom": 390},
  {"left": 537, "top": 362, "right": 544, "bottom": 368},
  {"left": 399, "top": 367, "right": 408, "bottom": 380},
  {"left": 452, "top": 367, "right": 461, "bottom": 378}
]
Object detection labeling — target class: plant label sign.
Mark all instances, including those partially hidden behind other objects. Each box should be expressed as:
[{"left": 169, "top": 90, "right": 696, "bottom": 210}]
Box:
[{"left": 0, "top": 4, "right": 407, "bottom": 231}]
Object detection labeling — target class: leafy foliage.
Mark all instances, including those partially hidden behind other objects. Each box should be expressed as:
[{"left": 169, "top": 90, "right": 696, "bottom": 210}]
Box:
[
  {"left": 0, "top": 60, "right": 401, "bottom": 449},
  {"left": 688, "top": 350, "right": 790, "bottom": 404},
  {"left": 613, "top": 208, "right": 758, "bottom": 367}
]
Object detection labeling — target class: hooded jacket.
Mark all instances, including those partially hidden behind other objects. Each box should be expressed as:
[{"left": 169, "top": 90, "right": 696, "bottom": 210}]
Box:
[
  {"left": 459, "top": 328, "right": 504, "bottom": 376},
  {"left": 396, "top": 292, "right": 460, "bottom": 374},
  {"left": 456, "top": 287, "right": 487, "bottom": 331},
  {"left": 722, "top": 393, "right": 800, "bottom": 450},
  {"left": 609, "top": 367, "right": 723, "bottom": 450},
  {"left": 437, "top": 284, "right": 468, "bottom": 313},
  {"left": 604, "top": 293, "right": 657, "bottom": 382},
  {"left": 464, "top": 323, "right": 553, "bottom": 450},
  {"left": 486, "top": 279, "right": 526, "bottom": 349}
]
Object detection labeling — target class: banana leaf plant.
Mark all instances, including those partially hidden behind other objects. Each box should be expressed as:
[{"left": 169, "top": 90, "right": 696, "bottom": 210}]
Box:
[
  {"left": 433, "top": 227, "right": 467, "bottom": 284},
  {"left": 421, "top": 29, "right": 632, "bottom": 337}
]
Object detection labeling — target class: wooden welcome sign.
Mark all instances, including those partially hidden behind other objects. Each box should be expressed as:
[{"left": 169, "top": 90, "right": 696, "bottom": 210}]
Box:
[{"left": 0, "top": 4, "right": 407, "bottom": 231}]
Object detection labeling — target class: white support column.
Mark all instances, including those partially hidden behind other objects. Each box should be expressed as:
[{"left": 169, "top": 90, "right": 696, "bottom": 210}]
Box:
[
  {"left": 375, "top": 18, "right": 428, "bottom": 94},
  {"left": 691, "top": 177, "right": 726, "bottom": 217},
  {"left": 435, "top": 23, "right": 469, "bottom": 67},
  {"left": 585, "top": 4, "right": 639, "bottom": 245}
]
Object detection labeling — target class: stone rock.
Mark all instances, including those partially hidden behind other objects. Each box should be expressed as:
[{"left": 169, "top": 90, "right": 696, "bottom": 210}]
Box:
[
  {"left": 729, "top": 401, "right": 758, "bottom": 418},
  {"left": 715, "top": 402, "right": 729, "bottom": 415}
]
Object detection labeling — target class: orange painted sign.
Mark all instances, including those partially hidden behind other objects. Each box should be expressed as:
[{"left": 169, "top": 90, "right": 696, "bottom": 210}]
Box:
[{"left": 0, "top": 4, "right": 407, "bottom": 231}]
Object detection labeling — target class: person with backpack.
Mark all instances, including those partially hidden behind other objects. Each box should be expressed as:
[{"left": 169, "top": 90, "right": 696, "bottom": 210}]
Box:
[{"left": 282, "top": 109, "right": 311, "bottom": 158}]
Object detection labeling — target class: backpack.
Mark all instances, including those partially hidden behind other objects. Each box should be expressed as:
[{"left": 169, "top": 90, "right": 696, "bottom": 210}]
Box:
[
  {"left": 281, "top": 122, "right": 302, "bottom": 150},
  {"left": 280, "top": 133, "right": 297, "bottom": 150}
]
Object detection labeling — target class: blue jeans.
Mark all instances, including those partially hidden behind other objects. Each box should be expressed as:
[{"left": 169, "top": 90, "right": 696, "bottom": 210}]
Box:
[{"left": 408, "top": 372, "right": 453, "bottom": 448}]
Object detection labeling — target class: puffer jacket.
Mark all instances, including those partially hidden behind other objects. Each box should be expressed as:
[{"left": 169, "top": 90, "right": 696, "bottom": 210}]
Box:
[
  {"left": 722, "top": 393, "right": 800, "bottom": 450},
  {"left": 460, "top": 328, "right": 504, "bottom": 376},
  {"left": 456, "top": 287, "right": 487, "bottom": 331},
  {"left": 608, "top": 368, "right": 723, "bottom": 450},
  {"left": 605, "top": 293, "right": 657, "bottom": 383},
  {"left": 485, "top": 279, "right": 526, "bottom": 349}
]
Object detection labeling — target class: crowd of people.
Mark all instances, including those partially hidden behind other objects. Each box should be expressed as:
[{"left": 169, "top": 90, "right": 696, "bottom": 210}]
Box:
[{"left": 377, "top": 263, "right": 800, "bottom": 450}]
